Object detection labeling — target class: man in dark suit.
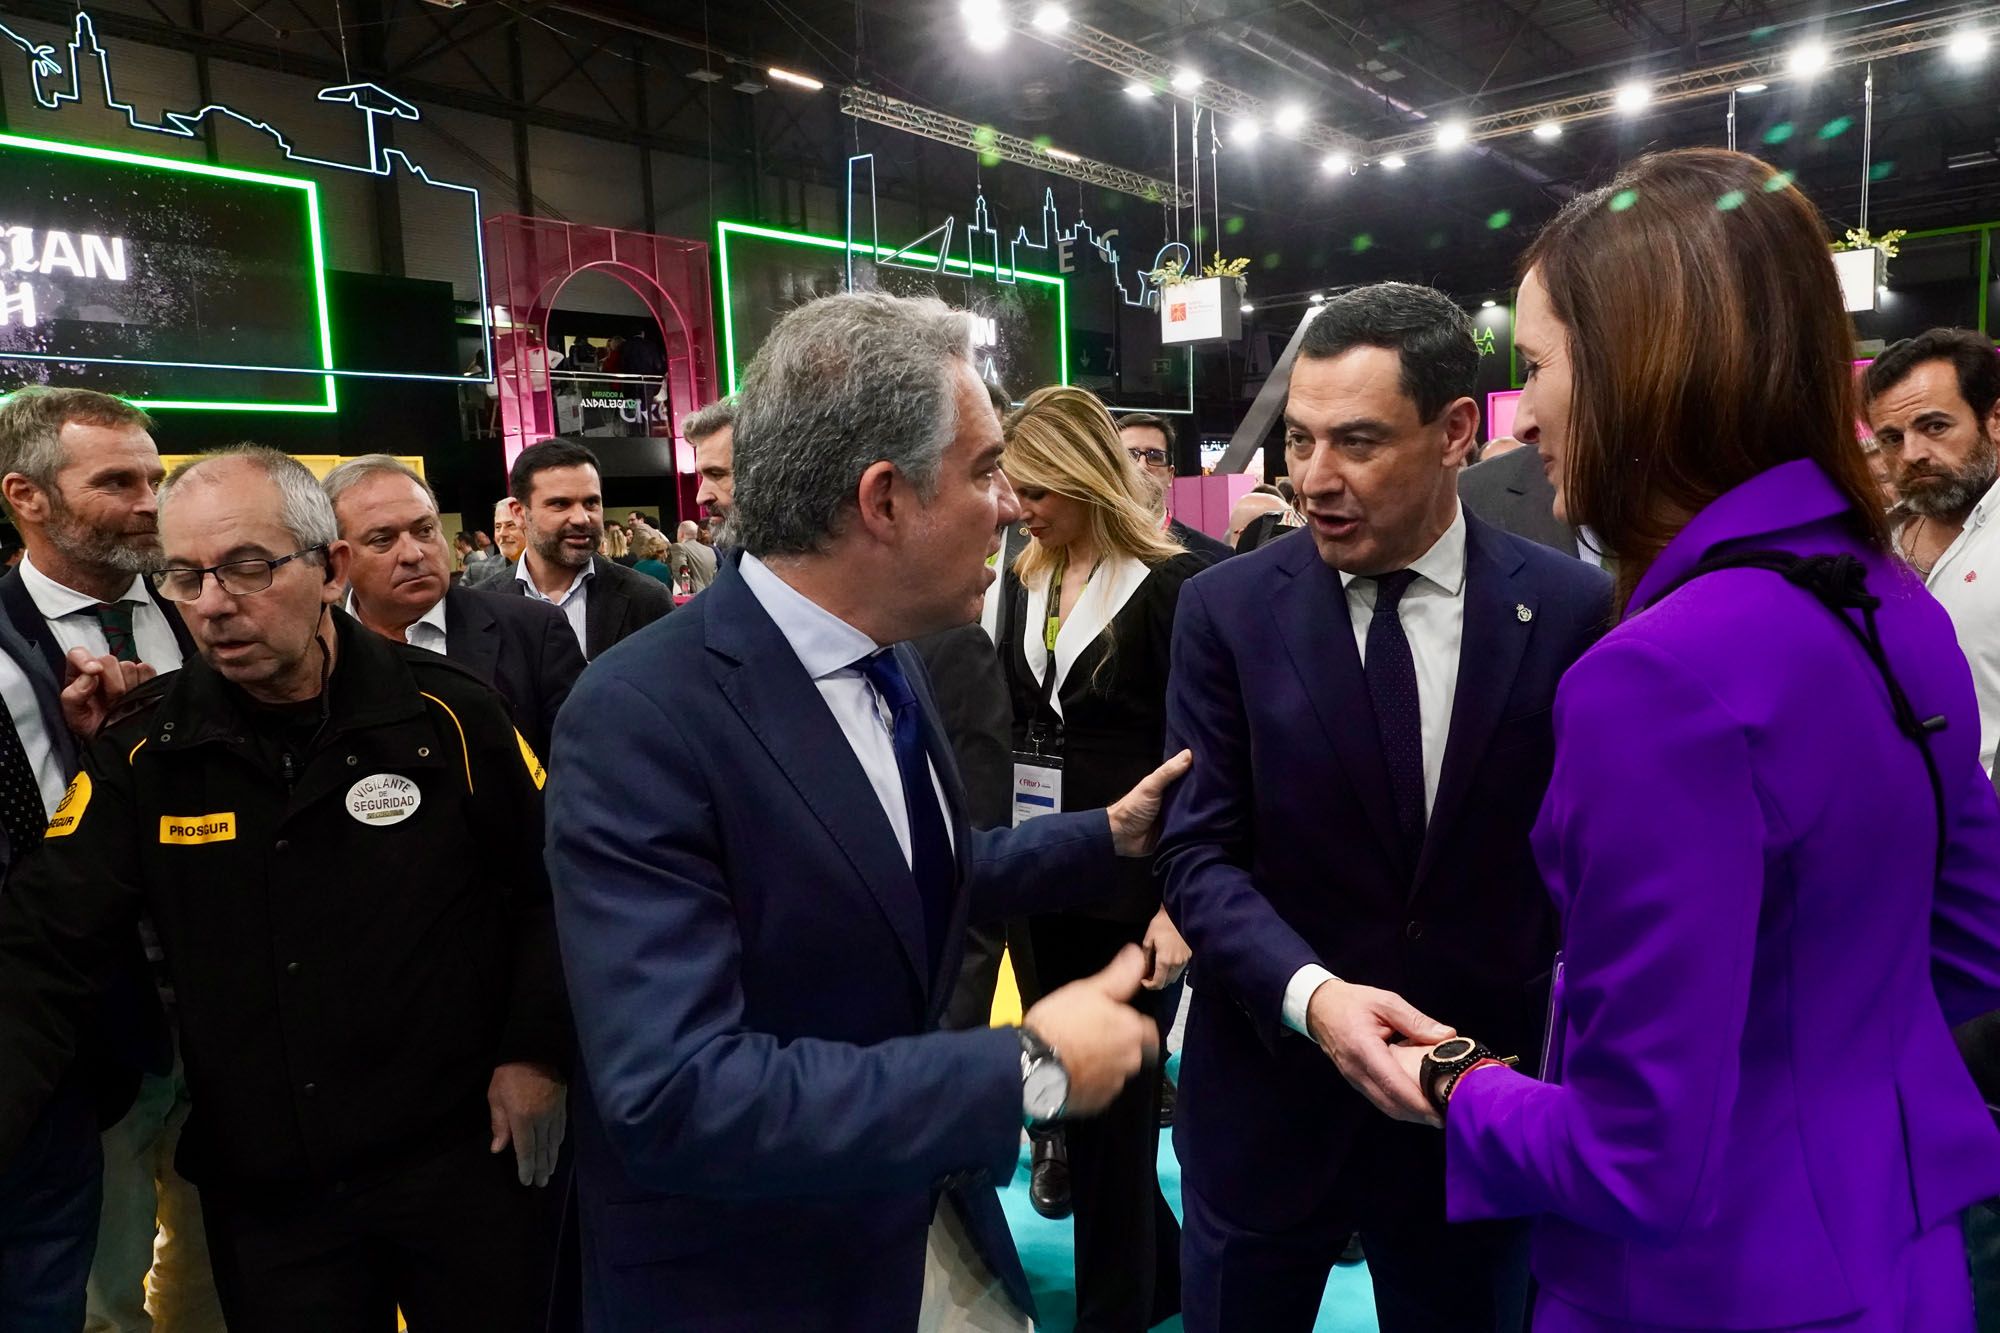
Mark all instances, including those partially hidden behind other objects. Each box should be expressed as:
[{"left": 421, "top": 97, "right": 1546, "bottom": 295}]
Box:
[
  {"left": 499, "top": 440, "right": 675, "bottom": 660},
  {"left": 1158, "top": 284, "right": 1612, "bottom": 1333},
  {"left": 1458, "top": 436, "right": 1585, "bottom": 558},
  {"left": 324, "top": 455, "right": 585, "bottom": 758},
  {"left": 546, "top": 290, "right": 1190, "bottom": 1333},
  {"left": 1117, "top": 412, "right": 1234, "bottom": 563}
]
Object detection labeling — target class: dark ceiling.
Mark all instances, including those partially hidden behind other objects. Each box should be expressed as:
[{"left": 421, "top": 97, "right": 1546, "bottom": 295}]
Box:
[{"left": 659, "top": 0, "right": 2000, "bottom": 302}]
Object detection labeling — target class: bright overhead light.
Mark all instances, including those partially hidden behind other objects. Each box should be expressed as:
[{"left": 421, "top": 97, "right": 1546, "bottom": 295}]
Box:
[
  {"left": 966, "top": 22, "right": 1008, "bottom": 50},
  {"left": 1320, "top": 152, "right": 1352, "bottom": 174},
  {"left": 1480, "top": 299, "right": 1497, "bottom": 309},
  {"left": 961, "top": 0, "right": 1007, "bottom": 50},
  {"left": 1230, "top": 119, "right": 1262, "bottom": 146},
  {"left": 1737, "top": 81, "right": 1769, "bottom": 94},
  {"left": 1532, "top": 119, "right": 1562, "bottom": 141},
  {"left": 1240, "top": 302, "right": 1254, "bottom": 314},
  {"left": 1308, "top": 292, "right": 1325, "bottom": 304},
  {"left": 1123, "top": 81, "right": 1155, "bottom": 99},
  {"left": 1380, "top": 154, "right": 1406, "bottom": 170},
  {"left": 1788, "top": 41, "right": 1830, "bottom": 77},
  {"left": 1030, "top": 2, "right": 1069, "bottom": 32},
  {"left": 1170, "top": 67, "right": 1203, "bottom": 93},
  {"left": 766, "top": 67, "right": 824, "bottom": 91},
  {"left": 1613, "top": 81, "right": 1651, "bottom": 113},
  {"left": 1436, "top": 119, "right": 1469, "bottom": 149},
  {"left": 1948, "top": 29, "right": 1991, "bottom": 64},
  {"left": 1274, "top": 103, "right": 1308, "bottom": 136},
  {"left": 1044, "top": 146, "right": 1080, "bottom": 162}
]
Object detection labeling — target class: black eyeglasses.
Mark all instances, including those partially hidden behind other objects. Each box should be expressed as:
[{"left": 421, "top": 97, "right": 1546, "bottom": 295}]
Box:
[
  {"left": 150, "top": 546, "right": 326, "bottom": 603},
  {"left": 1126, "top": 447, "right": 1169, "bottom": 467}
]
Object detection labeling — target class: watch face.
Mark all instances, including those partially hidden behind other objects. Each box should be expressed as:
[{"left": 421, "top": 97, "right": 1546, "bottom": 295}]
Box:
[
  {"left": 1433, "top": 1036, "right": 1477, "bottom": 1063},
  {"left": 1025, "top": 1063, "right": 1068, "bottom": 1121}
]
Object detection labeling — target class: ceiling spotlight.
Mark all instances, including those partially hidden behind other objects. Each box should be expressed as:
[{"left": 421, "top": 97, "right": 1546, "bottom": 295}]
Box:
[
  {"left": 1532, "top": 120, "right": 1562, "bottom": 141},
  {"left": 1171, "top": 67, "right": 1203, "bottom": 93},
  {"left": 1614, "top": 81, "right": 1651, "bottom": 113},
  {"left": 1480, "top": 299, "right": 1497, "bottom": 309},
  {"left": 1737, "top": 81, "right": 1769, "bottom": 93},
  {"left": 766, "top": 67, "right": 824, "bottom": 92},
  {"left": 1123, "top": 81, "right": 1155, "bottom": 99},
  {"left": 1030, "top": 2, "right": 1069, "bottom": 32},
  {"left": 1380, "top": 154, "right": 1406, "bottom": 170},
  {"left": 1788, "top": 41, "right": 1830, "bottom": 77},
  {"left": 961, "top": 0, "right": 1007, "bottom": 50},
  {"left": 966, "top": 22, "right": 1008, "bottom": 51},
  {"left": 1436, "top": 119, "right": 1469, "bottom": 149},
  {"left": 1240, "top": 302, "right": 1254, "bottom": 314},
  {"left": 1308, "top": 292, "right": 1325, "bottom": 304},
  {"left": 1230, "top": 119, "right": 1262, "bottom": 146},
  {"left": 1949, "top": 29, "right": 1991, "bottom": 64},
  {"left": 1274, "top": 103, "right": 1308, "bottom": 136},
  {"left": 1044, "top": 146, "right": 1081, "bottom": 162},
  {"left": 1320, "top": 152, "right": 1352, "bottom": 174}
]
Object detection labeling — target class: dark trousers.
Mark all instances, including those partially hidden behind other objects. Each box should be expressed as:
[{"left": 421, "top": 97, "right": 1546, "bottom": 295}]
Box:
[
  {"left": 1969, "top": 1197, "right": 2000, "bottom": 1333},
  {"left": 0, "top": 1079, "right": 102, "bottom": 1333},
  {"left": 201, "top": 1134, "right": 547, "bottom": 1333},
  {"left": 1029, "top": 914, "right": 1181, "bottom": 1333},
  {"left": 1181, "top": 1114, "right": 1528, "bottom": 1333}
]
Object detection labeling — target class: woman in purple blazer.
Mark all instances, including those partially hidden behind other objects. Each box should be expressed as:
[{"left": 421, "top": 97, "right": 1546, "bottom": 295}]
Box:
[{"left": 1397, "top": 149, "right": 2000, "bottom": 1330}]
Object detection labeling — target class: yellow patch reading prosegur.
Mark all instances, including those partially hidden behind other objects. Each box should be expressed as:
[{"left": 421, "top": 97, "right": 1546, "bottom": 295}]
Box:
[
  {"left": 516, "top": 730, "right": 547, "bottom": 790},
  {"left": 44, "top": 771, "right": 91, "bottom": 837},
  {"left": 159, "top": 813, "right": 236, "bottom": 845}
]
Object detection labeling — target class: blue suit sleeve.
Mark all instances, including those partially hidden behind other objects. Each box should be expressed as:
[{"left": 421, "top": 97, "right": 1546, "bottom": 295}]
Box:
[
  {"left": 547, "top": 672, "right": 1025, "bottom": 1198},
  {"left": 965, "top": 813, "right": 1118, "bottom": 923},
  {"left": 1155, "top": 578, "right": 1320, "bottom": 1052}
]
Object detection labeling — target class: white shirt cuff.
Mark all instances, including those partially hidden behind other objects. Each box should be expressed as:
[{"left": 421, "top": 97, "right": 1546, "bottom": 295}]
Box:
[{"left": 1282, "top": 964, "right": 1338, "bottom": 1036}]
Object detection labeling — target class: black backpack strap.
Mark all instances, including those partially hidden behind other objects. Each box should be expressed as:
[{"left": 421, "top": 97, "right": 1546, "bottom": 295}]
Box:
[{"left": 1647, "top": 548, "right": 1949, "bottom": 881}]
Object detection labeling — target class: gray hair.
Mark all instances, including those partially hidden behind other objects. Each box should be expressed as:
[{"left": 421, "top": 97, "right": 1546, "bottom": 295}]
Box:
[
  {"left": 322, "top": 454, "right": 438, "bottom": 526},
  {"left": 682, "top": 397, "right": 736, "bottom": 445},
  {"left": 0, "top": 386, "right": 153, "bottom": 490},
  {"left": 730, "top": 291, "right": 972, "bottom": 557},
  {"left": 160, "top": 445, "right": 340, "bottom": 552}
]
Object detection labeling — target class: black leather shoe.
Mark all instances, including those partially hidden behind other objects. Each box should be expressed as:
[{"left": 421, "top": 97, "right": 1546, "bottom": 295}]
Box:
[
  {"left": 1337, "top": 1232, "right": 1365, "bottom": 1266},
  {"left": 1158, "top": 1073, "right": 1177, "bottom": 1128},
  {"left": 1029, "top": 1130, "right": 1072, "bottom": 1220}
]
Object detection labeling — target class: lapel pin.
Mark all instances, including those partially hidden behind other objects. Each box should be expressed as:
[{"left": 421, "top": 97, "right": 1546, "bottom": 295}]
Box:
[{"left": 1516, "top": 604, "right": 1534, "bottom": 623}]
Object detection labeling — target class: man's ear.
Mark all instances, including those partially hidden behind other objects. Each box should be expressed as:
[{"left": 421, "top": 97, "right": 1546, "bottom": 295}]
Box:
[
  {"left": 852, "top": 460, "right": 902, "bottom": 543},
  {"left": 1, "top": 472, "right": 49, "bottom": 524}
]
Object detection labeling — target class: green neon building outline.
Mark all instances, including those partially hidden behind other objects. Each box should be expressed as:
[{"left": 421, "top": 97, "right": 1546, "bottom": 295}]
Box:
[
  {"left": 0, "top": 130, "right": 339, "bottom": 413},
  {"left": 717, "top": 219, "right": 1070, "bottom": 397}
]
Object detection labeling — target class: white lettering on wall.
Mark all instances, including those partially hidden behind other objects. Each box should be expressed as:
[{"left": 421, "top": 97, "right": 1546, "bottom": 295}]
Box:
[
  {"left": 0, "top": 281, "right": 38, "bottom": 327},
  {"left": 970, "top": 315, "right": 998, "bottom": 348},
  {"left": 0, "top": 227, "right": 132, "bottom": 281}
]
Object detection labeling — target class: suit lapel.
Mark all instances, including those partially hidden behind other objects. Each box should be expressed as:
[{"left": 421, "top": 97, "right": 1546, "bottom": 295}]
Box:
[
  {"left": 707, "top": 576, "right": 930, "bottom": 997},
  {"left": 1269, "top": 540, "right": 1410, "bottom": 880},
  {"left": 900, "top": 641, "right": 974, "bottom": 1008},
  {"left": 146, "top": 583, "right": 197, "bottom": 665},
  {"left": 585, "top": 562, "right": 628, "bottom": 660},
  {"left": 0, "top": 574, "right": 62, "bottom": 680},
  {"left": 1414, "top": 517, "right": 1534, "bottom": 896},
  {"left": 444, "top": 588, "right": 503, "bottom": 686}
]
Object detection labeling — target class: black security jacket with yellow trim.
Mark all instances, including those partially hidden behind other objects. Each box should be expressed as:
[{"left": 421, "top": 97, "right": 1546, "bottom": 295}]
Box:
[{"left": 0, "top": 608, "right": 570, "bottom": 1193}]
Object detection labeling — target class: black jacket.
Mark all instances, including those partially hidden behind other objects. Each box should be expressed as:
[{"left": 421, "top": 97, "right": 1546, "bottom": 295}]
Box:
[
  {"left": 498, "top": 556, "right": 675, "bottom": 660},
  {"left": 910, "top": 625, "right": 1012, "bottom": 833},
  {"left": 1000, "top": 553, "right": 1205, "bottom": 922},
  {"left": 442, "top": 584, "right": 586, "bottom": 760},
  {"left": 0, "top": 610, "right": 570, "bottom": 1193},
  {"left": 1169, "top": 517, "right": 1234, "bottom": 566}
]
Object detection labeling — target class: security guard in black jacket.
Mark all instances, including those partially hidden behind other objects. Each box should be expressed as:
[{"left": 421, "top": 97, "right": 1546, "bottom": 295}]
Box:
[{"left": 0, "top": 447, "right": 571, "bottom": 1333}]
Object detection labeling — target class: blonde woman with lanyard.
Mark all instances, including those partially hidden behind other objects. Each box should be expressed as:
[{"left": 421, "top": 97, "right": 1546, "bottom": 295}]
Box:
[{"left": 1000, "top": 384, "right": 1203, "bottom": 1333}]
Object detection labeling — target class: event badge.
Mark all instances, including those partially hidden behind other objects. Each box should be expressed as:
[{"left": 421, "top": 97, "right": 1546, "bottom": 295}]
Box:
[
  {"left": 345, "top": 773, "right": 422, "bottom": 827},
  {"left": 1011, "top": 752, "right": 1064, "bottom": 827}
]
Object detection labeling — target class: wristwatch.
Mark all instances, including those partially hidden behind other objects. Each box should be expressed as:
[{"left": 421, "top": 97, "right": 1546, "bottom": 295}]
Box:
[
  {"left": 1419, "top": 1036, "right": 1499, "bottom": 1118},
  {"left": 1018, "top": 1026, "right": 1070, "bottom": 1123}
]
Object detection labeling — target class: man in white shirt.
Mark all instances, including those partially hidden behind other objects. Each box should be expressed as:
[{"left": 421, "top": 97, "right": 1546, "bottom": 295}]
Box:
[
  {"left": 1863, "top": 328, "right": 2000, "bottom": 775},
  {"left": 1155, "top": 283, "right": 1611, "bottom": 1333},
  {"left": 0, "top": 386, "right": 219, "bottom": 1333}
]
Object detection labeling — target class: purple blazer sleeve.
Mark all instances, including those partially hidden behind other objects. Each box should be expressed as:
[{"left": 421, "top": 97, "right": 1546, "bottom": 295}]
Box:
[
  {"left": 1446, "top": 637, "right": 1765, "bottom": 1244},
  {"left": 1156, "top": 577, "right": 1321, "bottom": 1053}
]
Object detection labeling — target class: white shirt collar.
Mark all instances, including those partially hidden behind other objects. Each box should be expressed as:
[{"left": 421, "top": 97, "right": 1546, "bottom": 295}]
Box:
[
  {"left": 343, "top": 587, "right": 448, "bottom": 643},
  {"left": 17, "top": 554, "right": 152, "bottom": 619},
  {"left": 513, "top": 551, "right": 596, "bottom": 602},
  {"left": 738, "top": 552, "right": 879, "bottom": 681},
  {"left": 1336, "top": 503, "right": 1468, "bottom": 596},
  {"left": 1969, "top": 476, "right": 2000, "bottom": 529}
]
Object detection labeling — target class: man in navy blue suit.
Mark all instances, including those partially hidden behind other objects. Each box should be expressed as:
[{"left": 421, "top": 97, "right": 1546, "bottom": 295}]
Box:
[
  {"left": 1158, "top": 283, "right": 1612, "bottom": 1333},
  {"left": 546, "top": 290, "right": 1191, "bottom": 1333}
]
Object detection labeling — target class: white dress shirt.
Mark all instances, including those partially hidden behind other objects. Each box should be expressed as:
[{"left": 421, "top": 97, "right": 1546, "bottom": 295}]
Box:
[
  {"left": 738, "top": 553, "right": 952, "bottom": 865},
  {"left": 0, "top": 650, "right": 66, "bottom": 817},
  {"left": 345, "top": 590, "right": 449, "bottom": 656},
  {"left": 18, "top": 555, "right": 184, "bottom": 671},
  {"left": 515, "top": 553, "right": 594, "bottom": 658},
  {"left": 1909, "top": 477, "right": 2000, "bottom": 775},
  {"left": 1283, "top": 505, "right": 1469, "bottom": 1035}
]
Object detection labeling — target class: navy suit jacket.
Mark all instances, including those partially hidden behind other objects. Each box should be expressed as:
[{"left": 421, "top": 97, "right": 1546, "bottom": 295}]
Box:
[
  {"left": 1156, "top": 516, "right": 1612, "bottom": 1229},
  {"left": 546, "top": 563, "right": 1120, "bottom": 1332}
]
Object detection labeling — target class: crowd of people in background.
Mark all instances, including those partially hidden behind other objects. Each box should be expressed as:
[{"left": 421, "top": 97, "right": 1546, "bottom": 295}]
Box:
[{"left": 0, "top": 146, "right": 1998, "bottom": 1333}]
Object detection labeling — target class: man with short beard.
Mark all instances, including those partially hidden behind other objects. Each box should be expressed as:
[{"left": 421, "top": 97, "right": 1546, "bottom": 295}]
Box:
[
  {"left": 687, "top": 398, "right": 736, "bottom": 547},
  {"left": 0, "top": 386, "right": 216, "bottom": 1333},
  {"left": 1863, "top": 328, "right": 2000, "bottom": 775}
]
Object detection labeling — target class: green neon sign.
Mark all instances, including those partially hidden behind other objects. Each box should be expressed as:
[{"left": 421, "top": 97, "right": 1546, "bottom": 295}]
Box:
[
  {"left": 0, "top": 130, "right": 338, "bottom": 413},
  {"left": 716, "top": 219, "right": 1069, "bottom": 397}
]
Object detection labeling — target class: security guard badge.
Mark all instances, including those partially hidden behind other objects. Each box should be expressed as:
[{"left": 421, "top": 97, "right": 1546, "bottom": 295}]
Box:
[
  {"left": 1516, "top": 603, "right": 1534, "bottom": 623},
  {"left": 346, "top": 773, "right": 422, "bottom": 827}
]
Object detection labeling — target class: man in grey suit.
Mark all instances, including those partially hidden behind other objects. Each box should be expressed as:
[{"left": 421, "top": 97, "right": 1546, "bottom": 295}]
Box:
[{"left": 1457, "top": 440, "right": 1583, "bottom": 558}]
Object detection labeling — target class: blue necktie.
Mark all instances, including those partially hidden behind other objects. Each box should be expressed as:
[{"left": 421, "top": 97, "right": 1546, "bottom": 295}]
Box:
[
  {"left": 1365, "top": 570, "right": 1426, "bottom": 868},
  {"left": 857, "top": 649, "right": 955, "bottom": 973}
]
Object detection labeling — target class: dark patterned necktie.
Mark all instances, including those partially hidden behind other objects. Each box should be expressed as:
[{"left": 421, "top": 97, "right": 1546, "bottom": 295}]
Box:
[
  {"left": 1365, "top": 570, "right": 1426, "bottom": 866},
  {"left": 0, "top": 696, "right": 48, "bottom": 851},
  {"left": 92, "top": 601, "right": 139, "bottom": 663},
  {"left": 856, "top": 649, "right": 955, "bottom": 973}
]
